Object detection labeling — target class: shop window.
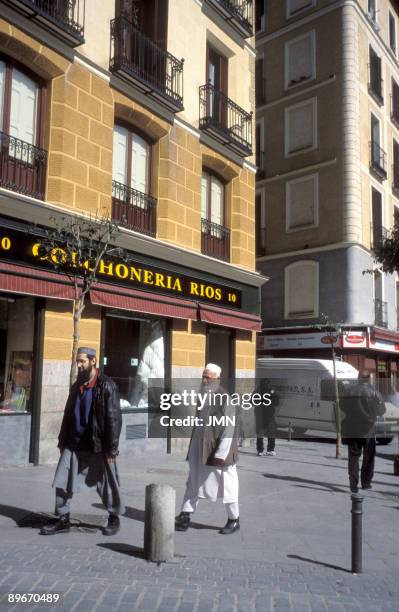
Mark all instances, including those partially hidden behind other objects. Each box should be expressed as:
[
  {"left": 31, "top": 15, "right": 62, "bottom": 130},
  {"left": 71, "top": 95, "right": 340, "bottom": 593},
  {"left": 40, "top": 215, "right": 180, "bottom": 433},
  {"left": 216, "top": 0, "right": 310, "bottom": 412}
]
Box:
[
  {"left": 286, "top": 173, "right": 318, "bottom": 231},
  {"left": 102, "top": 314, "right": 165, "bottom": 411},
  {"left": 0, "top": 297, "right": 35, "bottom": 413},
  {"left": 285, "top": 31, "right": 315, "bottom": 89},
  {"left": 285, "top": 98, "right": 317, "bottom": 156},
  {"left": 284, "top": 261, "right": 319, "bottom": 319}
]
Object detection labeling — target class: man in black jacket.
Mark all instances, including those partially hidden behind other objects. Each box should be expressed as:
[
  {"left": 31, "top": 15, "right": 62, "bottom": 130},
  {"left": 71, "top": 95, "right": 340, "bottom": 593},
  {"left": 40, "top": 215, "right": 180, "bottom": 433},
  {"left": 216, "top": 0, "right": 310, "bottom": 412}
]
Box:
[
  {"left": 40, "top": 347, "right": 124, "bottom": 536},
  {"left": 341, "top": 370, "right": 385, "bottom": 493}
]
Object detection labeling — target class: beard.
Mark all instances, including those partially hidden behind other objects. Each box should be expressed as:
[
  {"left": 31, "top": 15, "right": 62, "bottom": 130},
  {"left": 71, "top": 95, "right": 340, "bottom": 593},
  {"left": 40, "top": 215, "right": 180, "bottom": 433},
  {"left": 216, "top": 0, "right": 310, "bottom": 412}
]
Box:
[{"left": 77, "top": 369, "right": 91, "bottom": 384}]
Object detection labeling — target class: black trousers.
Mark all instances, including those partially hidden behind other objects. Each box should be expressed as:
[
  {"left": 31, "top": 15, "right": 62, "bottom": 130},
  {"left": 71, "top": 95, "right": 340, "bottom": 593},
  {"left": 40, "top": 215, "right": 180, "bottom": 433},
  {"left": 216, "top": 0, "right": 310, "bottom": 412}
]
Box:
[
  {"left": 256, "top": 436, "right": 276, "bottom": 453},
  {"left": 346, "top": 438, "right": 376, "bottom": 490}
]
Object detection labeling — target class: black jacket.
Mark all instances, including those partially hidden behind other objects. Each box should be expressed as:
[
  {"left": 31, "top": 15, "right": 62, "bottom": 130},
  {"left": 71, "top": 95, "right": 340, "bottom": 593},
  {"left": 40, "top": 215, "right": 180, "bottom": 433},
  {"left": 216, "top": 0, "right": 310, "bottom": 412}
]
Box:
[
  {"left": 58, "top": 373, "right": 122, "bottom": 456},
  {"left": 341, "top": 379, "right": 385, "bottom": 438}
]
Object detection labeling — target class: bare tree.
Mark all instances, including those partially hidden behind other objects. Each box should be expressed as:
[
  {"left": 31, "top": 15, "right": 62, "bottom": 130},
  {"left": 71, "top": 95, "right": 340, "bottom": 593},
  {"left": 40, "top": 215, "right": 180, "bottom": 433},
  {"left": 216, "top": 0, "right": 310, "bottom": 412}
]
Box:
[{"left": 37, "top": 214, "right": 122, "bottom": 387}]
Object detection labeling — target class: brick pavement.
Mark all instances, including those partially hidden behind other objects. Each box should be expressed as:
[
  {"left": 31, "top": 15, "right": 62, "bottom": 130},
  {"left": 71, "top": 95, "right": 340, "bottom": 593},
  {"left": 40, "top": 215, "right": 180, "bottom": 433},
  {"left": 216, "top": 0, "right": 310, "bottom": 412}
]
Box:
[{"left": 0, "top": 437, "right": 398, "bottom": 612}]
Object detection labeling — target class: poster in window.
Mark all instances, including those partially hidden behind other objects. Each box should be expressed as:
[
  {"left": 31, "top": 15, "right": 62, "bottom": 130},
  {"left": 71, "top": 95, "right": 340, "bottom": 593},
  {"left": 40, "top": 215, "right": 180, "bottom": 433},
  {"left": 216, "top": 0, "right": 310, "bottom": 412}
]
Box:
[{"left": 0, "top": 351, "right": 32, "bottom": 413}]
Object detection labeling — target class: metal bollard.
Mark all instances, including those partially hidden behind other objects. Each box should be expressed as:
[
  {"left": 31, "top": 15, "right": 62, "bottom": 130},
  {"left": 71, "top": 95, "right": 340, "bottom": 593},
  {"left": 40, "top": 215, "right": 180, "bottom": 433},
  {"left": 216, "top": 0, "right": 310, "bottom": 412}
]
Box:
[
  {"left": 351, "top": 493, "right": 363, "bottom": 574},
  {"left": 144, "top": 484, "right": 175, "bottom": 564}
]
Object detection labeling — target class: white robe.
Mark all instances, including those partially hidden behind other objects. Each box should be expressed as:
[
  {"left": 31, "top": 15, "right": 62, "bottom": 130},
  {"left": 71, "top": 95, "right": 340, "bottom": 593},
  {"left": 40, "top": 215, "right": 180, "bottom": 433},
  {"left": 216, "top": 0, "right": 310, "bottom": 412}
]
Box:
[{"left": 183, "top": 408, "right": 239, "bottom": 505}]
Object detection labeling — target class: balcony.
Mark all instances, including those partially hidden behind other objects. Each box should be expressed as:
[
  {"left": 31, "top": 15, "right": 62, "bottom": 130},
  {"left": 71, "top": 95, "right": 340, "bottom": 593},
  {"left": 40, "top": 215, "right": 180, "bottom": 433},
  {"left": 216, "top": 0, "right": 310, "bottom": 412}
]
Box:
[
  {"left": 112, "top": 180, "right": 156, "bottom": 237},
  {"left": 370, "top": 141, "right": 387, "bottom": 179},
  {"left": 199, "top": 84, "right": 252, "bottom": 157},
  {"left": 375, "top": 298, "right": 388, "bottom": 328},
  {"left": 3, "top": 0, "right": 85, "bottom": 46},
  {"left": 110, "top": 16, "right": 184, "bottom": 113},
  {"left": 0, "top": 132, "right": 47, "bottom": 200},
  {"left": 204, "top": 0, "right": 253, "bottom": 38},
  {"left": 201, "top": 218, "right": 230, "bottom": 262},
  {"left": 370, "top": 223, "right": 388, "bottom": 250}
]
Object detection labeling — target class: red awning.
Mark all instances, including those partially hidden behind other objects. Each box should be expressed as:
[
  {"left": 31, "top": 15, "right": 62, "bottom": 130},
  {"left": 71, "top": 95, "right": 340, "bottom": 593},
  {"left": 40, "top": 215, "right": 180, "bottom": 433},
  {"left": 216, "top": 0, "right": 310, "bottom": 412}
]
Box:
[
  {"left": 199, "top": 303, "right": 262, "bottom": 331},
  {"left": 0, "top": 261, "right": 76, "bottom": 300},
  {"left": 90, "top": 282, "right": 198, "bottom": 320}
]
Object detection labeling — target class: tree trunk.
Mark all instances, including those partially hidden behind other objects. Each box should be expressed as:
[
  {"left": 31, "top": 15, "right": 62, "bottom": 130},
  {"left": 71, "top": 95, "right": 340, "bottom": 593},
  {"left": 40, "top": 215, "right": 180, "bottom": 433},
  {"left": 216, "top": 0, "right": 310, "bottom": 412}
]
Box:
[{"left": 69, "top": 296, "right": 85, "bottom": 388}]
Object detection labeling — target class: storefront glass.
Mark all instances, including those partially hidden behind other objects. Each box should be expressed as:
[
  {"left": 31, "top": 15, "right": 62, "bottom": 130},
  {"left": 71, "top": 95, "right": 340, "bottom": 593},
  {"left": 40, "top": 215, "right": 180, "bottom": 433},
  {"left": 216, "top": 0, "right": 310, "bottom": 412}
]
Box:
[
  {"left": 0, "top": 296, "right": 34, "bottom": 413},
  {"left": 103, "top": 313, "right": 165, "bottom": 410}
]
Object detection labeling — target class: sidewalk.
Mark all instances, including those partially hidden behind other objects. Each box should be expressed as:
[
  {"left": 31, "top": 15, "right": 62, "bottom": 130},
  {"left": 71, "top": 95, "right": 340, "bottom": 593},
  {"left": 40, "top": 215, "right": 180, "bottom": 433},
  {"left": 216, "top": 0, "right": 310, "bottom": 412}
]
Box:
[{"left": 0, "top": 437, "right": 398, "bottom": 611}]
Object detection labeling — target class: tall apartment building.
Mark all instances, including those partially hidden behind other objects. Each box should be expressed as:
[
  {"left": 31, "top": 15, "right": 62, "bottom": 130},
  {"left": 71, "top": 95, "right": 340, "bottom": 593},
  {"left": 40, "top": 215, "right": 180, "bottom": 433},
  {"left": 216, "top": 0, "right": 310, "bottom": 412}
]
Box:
[
  {"left": 256, "top": 0, "right": 399, "bottom": 392},
  {"left": 0, "top": 0, "right": 263, "bottom": 465}
]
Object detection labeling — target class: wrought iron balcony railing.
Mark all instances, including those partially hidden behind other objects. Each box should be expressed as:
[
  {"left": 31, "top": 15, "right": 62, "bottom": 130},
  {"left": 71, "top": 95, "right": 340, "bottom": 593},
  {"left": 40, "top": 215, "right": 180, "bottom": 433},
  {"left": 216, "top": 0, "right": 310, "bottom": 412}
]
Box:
[
  {"left": 370, "top": 223, "right": 388, "bottom": 250},
  {"left": 110, "top": 16, "right": 184, "bottom": 112},
  {"left": 199, "top": 83, "right": 252, "bottom": 157},
  {"left": 112, "top": 180, "right": 156, "bottom": 237},
  {"left": 375, "top": 298, "right": 388, "bottom": 328},
  {"left": 201, "top": 218, "right": 230, "bottom": 262},
  {"left": 205, "top": 0, "right": 253, "bottom": 37},
  {"left": 0, "top": 132, "right": 47, "bottom": 200},
  {"left": 3, "top": 0, "right": 85, "bottom": 45},
  {"left": 370, "top": 140, "right": 387, "bottom": 179}
]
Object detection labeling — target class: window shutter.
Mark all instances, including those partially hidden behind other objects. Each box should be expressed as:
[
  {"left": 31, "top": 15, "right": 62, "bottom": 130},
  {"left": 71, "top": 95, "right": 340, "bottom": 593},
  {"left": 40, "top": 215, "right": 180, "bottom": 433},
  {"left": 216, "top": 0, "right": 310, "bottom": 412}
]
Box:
[
  {"left": 131, "top": 133, "right": 150, "bottom": 195},
  {"left": 287, "top": 102, "right": 314, "bottom": 152},
  {"left": 288, "top": 36, "right": 312, "bottom": 85},
  {"left": 201, "top": 174, "right": 208, "bottom": 219},
  {"left": 10, "top": 68, "right": 38, "bottom": 146},
  {"left": 288, "top": 176, "right": 316, "bottom": 229},
  {"left": 210, "top": 176, "right": 223, "bottom": 226},
  {"left": 0, "top": 61, "right": 6, "bottom": 131},
  {"left": 287, "top": 263, "right": 317, "bottom": 316},
  {"left": 112, "top": 125, "right": 128, "bottom": 185}
]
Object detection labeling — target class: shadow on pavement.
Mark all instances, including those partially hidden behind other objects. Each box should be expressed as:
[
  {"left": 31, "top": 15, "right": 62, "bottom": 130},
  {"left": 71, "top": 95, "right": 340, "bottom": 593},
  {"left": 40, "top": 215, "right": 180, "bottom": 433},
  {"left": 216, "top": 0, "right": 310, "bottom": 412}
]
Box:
[
  {"left": 262, "top": 473, "right": 347, "bottom": 493},
  {"left": 97, "top": 542, "right": 144, "bottom": 559},
  {"left": 287, "top": 554, "right": 350, "bottom": 573},
  {"left": 0, "top": 504, "right": 52, "bottom": 527}
]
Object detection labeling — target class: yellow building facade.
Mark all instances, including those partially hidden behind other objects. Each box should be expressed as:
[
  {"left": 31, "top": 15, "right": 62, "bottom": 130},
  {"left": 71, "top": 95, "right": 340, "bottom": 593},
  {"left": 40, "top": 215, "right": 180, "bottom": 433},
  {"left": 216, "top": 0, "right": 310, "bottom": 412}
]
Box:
[{"left": 0, "top": 0, "right": 263, "bottom": 464}]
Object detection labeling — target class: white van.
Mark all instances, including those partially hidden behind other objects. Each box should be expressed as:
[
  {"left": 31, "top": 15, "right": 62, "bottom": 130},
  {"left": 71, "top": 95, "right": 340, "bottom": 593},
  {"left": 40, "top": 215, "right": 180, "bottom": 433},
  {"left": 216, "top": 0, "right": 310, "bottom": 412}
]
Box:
[{"left": 256, "top": 358, "right": 399, "bottom": 442}]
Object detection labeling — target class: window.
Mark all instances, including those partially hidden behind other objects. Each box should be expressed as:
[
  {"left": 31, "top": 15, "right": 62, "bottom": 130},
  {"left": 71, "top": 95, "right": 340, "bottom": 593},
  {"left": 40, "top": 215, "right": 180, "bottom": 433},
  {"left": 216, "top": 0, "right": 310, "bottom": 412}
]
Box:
[
  {"left": 393, "top": 140, "right": 399, "bottom": 193},
  {"left": 390, "top": 12, "right": 396, "bottom": 54},
  {"left": 374, "top": 270, "right": 387, "bottom": 328},
  {"left": 255, "top": 57, "right": 265, "bottom": 105},
  {"left": 284, "top": 261, "right": 319, "bottom": 318},
  {"left": 392, "top": 79, "right": 399, "bottom": 124},
  {"left": 201, "top": 170, "right": 225, "bottom": 226},
  {"left": 255, "top": 0, "right": 265, "bottom": 31},
  {"left": 0, "top": 59, "right": 43, "bottom": 153},
  {"left": 287, "top": 0, "right": 315, "bottom": 18},
  {"left": 371, "top": 187, "right": 384, "bottom": 246},
  {"left": 370, "top": 114, "right": 386, "bottom": 177},
  {"left": 256, "top": 192, "right": 266, "bottom": 256},
  {"left": 368, "top": 46, "right": 383, "bottom": 104},
  {"left": 256, "top": 120, "right": 264, "bottom": 178},
  {"left": 285, "top": 31, "right": 315, "bottom": 90},
  {"left": 368, "top": 0, "right": 377, "bottom": 22},
  {"left": 113, "top": 124, "right": 151, "bottom": 194},
  {"left": 285, "top": 98, "right": 317, "bottom": 156},
  {"left": 286, "top": 174, "right": 318, "bottom": 231},
  {"left": 102, "top": 315, "right": 165, "bottom": 412}
]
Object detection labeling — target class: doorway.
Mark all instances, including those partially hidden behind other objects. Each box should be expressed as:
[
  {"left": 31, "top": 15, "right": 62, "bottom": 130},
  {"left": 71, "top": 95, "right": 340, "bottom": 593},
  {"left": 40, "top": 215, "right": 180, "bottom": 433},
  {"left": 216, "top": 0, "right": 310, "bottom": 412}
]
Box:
[{"left": 206, "top": 326, "right": 235, "bottom": 391}]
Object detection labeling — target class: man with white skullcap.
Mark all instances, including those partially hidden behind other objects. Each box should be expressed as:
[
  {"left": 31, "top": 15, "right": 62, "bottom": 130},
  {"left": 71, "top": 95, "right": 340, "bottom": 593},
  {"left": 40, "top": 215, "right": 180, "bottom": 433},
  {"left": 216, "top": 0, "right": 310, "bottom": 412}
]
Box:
[{"left": 175, "top": 363, "right": 240, "bottom": 535}]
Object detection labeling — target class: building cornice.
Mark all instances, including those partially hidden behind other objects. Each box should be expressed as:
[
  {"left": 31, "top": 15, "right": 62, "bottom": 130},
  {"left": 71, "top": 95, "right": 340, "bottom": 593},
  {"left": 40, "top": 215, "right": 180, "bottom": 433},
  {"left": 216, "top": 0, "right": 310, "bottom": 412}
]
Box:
[{"left": 256, "top": 241, "right": 371, "bottom": 263}]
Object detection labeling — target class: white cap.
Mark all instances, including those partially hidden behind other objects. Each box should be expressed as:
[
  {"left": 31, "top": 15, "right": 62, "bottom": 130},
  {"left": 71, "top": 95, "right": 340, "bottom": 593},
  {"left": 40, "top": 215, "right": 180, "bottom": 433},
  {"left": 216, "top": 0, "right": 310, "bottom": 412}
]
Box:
[{"left": 204, "top": 363, "right": 221, "bottom": 377}]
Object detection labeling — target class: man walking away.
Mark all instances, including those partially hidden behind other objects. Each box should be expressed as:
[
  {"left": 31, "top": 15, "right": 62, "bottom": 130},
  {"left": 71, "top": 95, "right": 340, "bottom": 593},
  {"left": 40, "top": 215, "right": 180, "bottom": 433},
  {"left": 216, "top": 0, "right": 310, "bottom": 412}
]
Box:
[
  {"left": 40, "top": 347, "right": 125, "bottom": 536},
  {"left": 175, "top": 363, "right": 240, "bottom": 535},
  {"left": 255, "top": 378, "right": 278, "bottom": 456},
  {"left": 341, "top": 370, "right": 385, "bottom": 493}
]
